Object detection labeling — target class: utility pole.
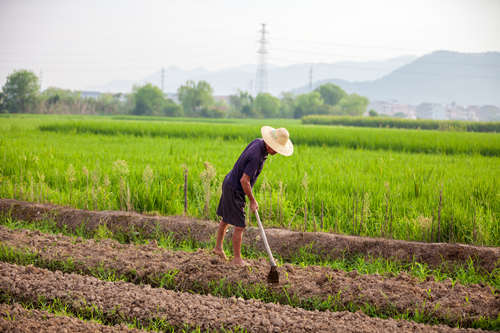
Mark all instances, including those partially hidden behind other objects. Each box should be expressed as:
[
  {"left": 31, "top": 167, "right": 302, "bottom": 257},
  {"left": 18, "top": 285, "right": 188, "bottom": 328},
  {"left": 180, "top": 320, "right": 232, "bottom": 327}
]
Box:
[
  {"left": 255, "top": 23, "right": 268, "bottom": 95},
  {"left": 161, "top": 67, "right": 165, "bottom": 92},
  {"left": 309, "top": 64, "right": 313, "bottom": 92}
]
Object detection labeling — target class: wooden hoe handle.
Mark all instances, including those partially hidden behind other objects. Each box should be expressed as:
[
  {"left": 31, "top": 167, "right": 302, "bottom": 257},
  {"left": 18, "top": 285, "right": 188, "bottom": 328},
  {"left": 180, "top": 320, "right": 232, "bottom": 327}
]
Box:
[{"left": 254, "top": 210, "right": 277, "bottom": 267}]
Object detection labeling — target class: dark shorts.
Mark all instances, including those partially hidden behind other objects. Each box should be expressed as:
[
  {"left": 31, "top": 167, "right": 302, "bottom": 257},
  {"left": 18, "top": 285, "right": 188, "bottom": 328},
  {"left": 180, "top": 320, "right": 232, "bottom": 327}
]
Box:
[{"left": 217, "top": 177, "right": 246, "bottom": 228}]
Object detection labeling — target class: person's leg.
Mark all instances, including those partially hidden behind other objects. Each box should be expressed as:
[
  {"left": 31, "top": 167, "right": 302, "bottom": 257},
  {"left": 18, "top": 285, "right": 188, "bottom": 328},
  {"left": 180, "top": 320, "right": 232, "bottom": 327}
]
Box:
[
  {"left": 213, "top": 220, "right": 228, "bottom": 260},
  {"left": 230, "top": 226, "right": 246, "bottom": 266}
]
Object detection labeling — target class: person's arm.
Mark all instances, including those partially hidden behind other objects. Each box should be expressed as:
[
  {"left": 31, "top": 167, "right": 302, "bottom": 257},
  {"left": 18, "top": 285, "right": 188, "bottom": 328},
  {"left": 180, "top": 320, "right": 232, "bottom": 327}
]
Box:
[{"left": 240, "top": 173, "right": 258, "bottom": 212}]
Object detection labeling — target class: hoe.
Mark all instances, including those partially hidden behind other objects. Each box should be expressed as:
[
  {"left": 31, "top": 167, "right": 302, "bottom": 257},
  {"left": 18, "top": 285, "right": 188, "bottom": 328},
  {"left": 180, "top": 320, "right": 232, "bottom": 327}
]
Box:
[{"left": 255, "top": 210, "right": 279, "bottom": 284}]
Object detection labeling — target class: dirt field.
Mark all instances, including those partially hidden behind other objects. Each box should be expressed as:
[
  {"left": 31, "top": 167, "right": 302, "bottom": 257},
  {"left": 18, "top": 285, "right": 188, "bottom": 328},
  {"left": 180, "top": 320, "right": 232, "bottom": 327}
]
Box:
[
  {"left": 1, "top": 199, "right": 498, "bottom": 272},
  {"left": 0, "top": 262, "right": 488, "bottom": 333},
  {"left": 0, "top": 303, "right": 146, "bottom": 332},
  {"left": 0, "top": 225, "right": 497, "bottom": 327}
]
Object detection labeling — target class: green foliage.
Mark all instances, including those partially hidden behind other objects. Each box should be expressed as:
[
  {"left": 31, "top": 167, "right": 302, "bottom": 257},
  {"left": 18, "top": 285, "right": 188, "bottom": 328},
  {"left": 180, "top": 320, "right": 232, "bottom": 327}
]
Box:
[
  {"left": 94, "top": 224, "right": 113, "bottom": 241},
  {"left": 315, "top": 83, "right": 346, "bottom": 106},
  {"left": 1, "top": 115, "right": 499, "bottom": 246},
  {"left": 293, "top": 84, "right": 369, "bottom": 118},
  {"left": 279, "top": 92, "right": 295, "bottom": 118},
  {"left": 39, "top": 87, "right": 88, "bottom": 114},
  {"left": 302, "top": 115, "right": 500, "bottom": 133},
  {"left": 164, "top": 98, "right": 184, "bottom": 117},
  {"left": 1, "top": 69, "right": 40, "bottom": 113},
  {"left": 228, "top": 90, "right": 254, "bottom": 118},
  {"left": 177, "top": 80, "right": 215, "bottom": 117},
  {"left": 293, "top": 91, "right": 324, "bottom": 118},
  {"left": 333, "top": 93, "right": 369, "bottom": 116},
  {"left": 38, "top": 118, "right": 500, "bottom": 156},
  {"left": 131, "top": 83, "right": 167, "bottom": 116},
  {"left": 95, "top": 93, "right": 124, "bottom": 115},
  {"left": 254, "top": 93, "right": 280, "bottom": 118}
]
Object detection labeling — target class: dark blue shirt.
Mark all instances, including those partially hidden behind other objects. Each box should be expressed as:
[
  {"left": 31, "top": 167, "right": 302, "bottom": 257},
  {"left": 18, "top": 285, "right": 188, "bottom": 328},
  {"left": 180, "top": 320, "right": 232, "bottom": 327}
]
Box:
[{"left": 225, "top": 139, "right": 268, "bottom": 193}]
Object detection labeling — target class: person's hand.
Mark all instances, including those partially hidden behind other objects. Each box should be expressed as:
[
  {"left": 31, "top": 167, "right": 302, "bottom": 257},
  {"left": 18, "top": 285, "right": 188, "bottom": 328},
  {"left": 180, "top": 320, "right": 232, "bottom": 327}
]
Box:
[{"left": 250, "top": 199, "right": 259, "bottom": 212}]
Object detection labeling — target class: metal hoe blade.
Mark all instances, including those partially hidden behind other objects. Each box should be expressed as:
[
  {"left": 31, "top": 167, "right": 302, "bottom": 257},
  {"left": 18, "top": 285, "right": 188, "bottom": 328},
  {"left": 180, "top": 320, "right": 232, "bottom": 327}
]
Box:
[{"left": 255, "top": 210, "right": 279, "bottom": 284}]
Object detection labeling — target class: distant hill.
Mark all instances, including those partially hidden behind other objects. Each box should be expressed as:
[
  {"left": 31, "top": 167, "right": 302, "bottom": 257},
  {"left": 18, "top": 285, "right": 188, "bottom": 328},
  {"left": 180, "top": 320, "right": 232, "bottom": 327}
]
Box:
[
  {"left": 294, "top": 51, "right": 500, "bottom": 106},
  {"left": 88, "top": 56, "right": 416, "bottom": 95}
]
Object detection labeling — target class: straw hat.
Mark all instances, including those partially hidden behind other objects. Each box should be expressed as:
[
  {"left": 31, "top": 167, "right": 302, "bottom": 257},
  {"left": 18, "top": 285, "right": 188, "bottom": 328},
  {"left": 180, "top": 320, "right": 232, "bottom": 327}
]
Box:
[{"left": 261, "top": 126, "right": 293, "bottom": 156}]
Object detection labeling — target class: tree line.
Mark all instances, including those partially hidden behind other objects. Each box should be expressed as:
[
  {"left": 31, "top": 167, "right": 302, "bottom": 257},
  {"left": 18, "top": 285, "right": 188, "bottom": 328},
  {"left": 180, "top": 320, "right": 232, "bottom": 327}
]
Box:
[{"left": 0, "top": 69, "right": 369, "bottom": 118}]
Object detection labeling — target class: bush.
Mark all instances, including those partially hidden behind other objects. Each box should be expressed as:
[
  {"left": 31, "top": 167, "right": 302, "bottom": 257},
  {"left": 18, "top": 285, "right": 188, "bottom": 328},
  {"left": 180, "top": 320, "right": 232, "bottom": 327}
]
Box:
[{"left": 302, "top": 115, "right": 500, "bottom": 133}]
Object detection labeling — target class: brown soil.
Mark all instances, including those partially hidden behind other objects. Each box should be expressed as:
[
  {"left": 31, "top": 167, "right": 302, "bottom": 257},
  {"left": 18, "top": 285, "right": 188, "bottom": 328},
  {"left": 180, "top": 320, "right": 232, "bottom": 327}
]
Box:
[
  {"left": 0, "top": 303, "right": 145, "bottom": 332},
  {"left": 0, "top": 226, "right": 497, "bottom": 326},
  {"left": 0, "top": 262, "right": 486, "bottom": 333},
  {"left": 1, "top": 199, "right": 498, "bottom": 272}
]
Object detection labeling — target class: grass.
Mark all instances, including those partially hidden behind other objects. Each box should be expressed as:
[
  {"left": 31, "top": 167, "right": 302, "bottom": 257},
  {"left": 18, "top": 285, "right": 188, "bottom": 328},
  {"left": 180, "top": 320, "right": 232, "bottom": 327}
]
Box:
[
  {"left": 302, "top": 115, "right": 500, "bottom": 133},
  {"left": 39, "top": 117, "right": 500, "bottom": 156},
  {"left": 1, "top": 115, "right": 498, "bottom": 246}
]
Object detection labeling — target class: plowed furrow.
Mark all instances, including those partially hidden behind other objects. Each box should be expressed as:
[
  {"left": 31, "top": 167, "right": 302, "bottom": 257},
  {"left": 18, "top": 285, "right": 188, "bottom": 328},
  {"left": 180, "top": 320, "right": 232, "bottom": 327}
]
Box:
[
  {"left": 1, "top": 199, "right": 498, "bottom": 272},
  {"left": 0, "top": 303, "right": 145, "bottom": 332},
  {"left": 0, "top": 262, "right": 485, "bottom": 332},
  {"left": 0, "top": 226, "right": 497, "bottom": 327}
]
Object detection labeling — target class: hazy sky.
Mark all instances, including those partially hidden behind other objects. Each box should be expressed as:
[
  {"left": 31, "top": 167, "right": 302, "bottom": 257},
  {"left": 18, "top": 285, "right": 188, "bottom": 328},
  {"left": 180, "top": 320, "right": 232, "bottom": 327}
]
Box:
[{"left": 1, "top": 0, "right": 499, "bottom": 90}]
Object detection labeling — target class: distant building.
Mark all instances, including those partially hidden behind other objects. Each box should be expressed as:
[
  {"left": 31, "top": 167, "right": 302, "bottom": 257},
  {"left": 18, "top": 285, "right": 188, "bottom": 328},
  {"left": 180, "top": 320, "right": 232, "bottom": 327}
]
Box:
[
  {"left": 476, "top": 105, "right": 500, "bottom": 121},
  {"left": 79, "top": 91, "right": 101, "bottom": 99},
  {"left": 367, "top": 100, "right": 416, "bottom": 118},
  {"left": 368, "top": 100, "right": 498, "bottom": 121},
  {"left": 416, "top": 103, "right": 447, "bottom": 120},
  {"left": 446, "top": 103, "right": 478, "bottom": 121}
]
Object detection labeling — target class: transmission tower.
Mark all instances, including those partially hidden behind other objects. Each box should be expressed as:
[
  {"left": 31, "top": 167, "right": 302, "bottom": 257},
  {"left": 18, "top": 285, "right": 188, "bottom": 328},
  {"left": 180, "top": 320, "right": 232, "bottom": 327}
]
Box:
[{"left": 255, "top": 23, "right": 268, "bottom": 95}]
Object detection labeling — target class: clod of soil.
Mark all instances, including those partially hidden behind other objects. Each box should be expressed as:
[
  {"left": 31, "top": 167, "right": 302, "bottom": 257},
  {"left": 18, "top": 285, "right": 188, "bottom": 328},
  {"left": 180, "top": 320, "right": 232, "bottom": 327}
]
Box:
[
  {"left": 0, "top": 303, "right": 145, "bottom": 332},
  {"left": 0, "top": 226, "right": 497, "bottom": 326},
  {"left": 0, "top": 262, "right": 487, "bottom": 332},
  {"left": 1, "top": 199, "right": 498, "bottom": 272}
]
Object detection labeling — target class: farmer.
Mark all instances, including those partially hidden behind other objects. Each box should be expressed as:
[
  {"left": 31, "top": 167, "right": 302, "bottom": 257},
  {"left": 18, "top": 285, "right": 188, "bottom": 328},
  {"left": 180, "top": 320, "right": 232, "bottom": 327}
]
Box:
[{"left": 213, "top": 126, "right": 293, "bottom": 266}]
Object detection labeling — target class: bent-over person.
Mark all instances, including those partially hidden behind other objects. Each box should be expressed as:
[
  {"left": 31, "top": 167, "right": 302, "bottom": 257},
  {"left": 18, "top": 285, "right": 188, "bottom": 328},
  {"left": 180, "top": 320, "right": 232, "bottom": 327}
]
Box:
[{"left": 212, "top": 126, "right": 293, "bottom": 266}]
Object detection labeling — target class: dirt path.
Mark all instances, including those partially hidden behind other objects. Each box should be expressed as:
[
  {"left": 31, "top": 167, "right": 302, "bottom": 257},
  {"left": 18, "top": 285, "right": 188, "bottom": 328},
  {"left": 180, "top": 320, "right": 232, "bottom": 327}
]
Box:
[
  {"left": 0, "top": 262, "right": 486, "bottom": 333},
  {"left": 0, "top": 303, "right": 145, "bottom": 332},
  {"left": 0, "top": 226, "right": 497, "bottom": 327},
  {"left": 1, "top": 199, "right": 498, "bottom": 272}
]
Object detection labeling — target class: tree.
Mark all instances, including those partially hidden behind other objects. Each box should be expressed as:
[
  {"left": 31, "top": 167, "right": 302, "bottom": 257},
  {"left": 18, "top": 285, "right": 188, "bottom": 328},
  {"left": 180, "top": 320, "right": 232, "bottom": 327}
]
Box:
[
  {"left": 40, "top": 87, "right": 82, "bottom": 114},
  {"left": 228, "top": 90, "right": 253, "bottom": 117},
  {"left": 95, "top": 93, "right": 123, "bottom": 115},
  {"left": 315, "top": 83, "right": 346, "bottom": 106},
  {"left": 254, "top": 93, "right": 280, "bottom": 118},
  {"left": 293, "top": 91, "right": 324, "bottom": 118},
  {"left": 1, "top": 69, "right": 40, "bottom": 113},
  {"left": 177, "top": 80, "right": 214, "bottom": 117},
  {"left": 0, "top": 92, "right": 6, "bottom": 113},
  {"left": 369, "top": 109, "right": 378, "bottom": 117},
  {"left": 131, "top": 83, "right": 166, "bottom": 116},
  {"left": 163, "top": 98, "right": 183, "bottom": 117},
  {"left": 333, "top": 94, "right": 369, "bottom": 116},
  {"left": 279, "top": 92, "right": 295, "bottom": 118}
]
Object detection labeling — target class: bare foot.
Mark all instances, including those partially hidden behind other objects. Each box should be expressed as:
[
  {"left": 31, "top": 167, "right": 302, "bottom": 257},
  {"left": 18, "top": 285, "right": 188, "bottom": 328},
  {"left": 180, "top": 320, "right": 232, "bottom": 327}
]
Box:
[
  {"left": 230, "top": 258, "right": 249, "bottom": 266},
  {"left": 211, "top": 249, "right": 227, "bottom": 260}
]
